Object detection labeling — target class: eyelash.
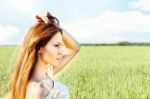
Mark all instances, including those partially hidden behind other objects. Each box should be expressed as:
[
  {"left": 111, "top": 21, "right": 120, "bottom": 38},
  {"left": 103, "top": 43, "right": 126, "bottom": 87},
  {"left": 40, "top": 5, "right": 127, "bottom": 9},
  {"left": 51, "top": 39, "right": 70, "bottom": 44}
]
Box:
[
  {"left": 54, "top": 43, "right": 64, "bottom": 47},
  {"left": 54, "top": 44, "right": 59, "bottom": 47}
]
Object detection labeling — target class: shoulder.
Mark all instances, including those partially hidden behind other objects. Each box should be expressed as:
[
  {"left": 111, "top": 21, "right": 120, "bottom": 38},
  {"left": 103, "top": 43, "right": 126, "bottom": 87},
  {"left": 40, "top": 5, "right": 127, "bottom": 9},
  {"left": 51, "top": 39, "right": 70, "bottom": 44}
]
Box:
[
  {"left": 26, "top": 80, "right": 52, "bottom": 99},
  {"left": 26, "top": 81, "right": 42, "bottom": 99}
]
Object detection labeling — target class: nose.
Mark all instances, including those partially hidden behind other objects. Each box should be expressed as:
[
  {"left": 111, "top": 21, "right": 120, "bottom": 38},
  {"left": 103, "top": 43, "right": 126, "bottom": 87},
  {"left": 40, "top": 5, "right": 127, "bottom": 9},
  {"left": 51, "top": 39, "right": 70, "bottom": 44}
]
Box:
[{"left": 58, "top": 46, "right": 64, "bottom": 56}]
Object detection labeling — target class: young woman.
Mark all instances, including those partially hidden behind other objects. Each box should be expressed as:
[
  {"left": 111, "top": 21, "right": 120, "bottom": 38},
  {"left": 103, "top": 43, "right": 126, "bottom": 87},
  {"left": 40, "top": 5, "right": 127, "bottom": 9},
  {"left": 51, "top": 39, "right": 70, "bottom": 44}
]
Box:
[{"left": 5, "top": 12, "right": 80, "bottom": 99}]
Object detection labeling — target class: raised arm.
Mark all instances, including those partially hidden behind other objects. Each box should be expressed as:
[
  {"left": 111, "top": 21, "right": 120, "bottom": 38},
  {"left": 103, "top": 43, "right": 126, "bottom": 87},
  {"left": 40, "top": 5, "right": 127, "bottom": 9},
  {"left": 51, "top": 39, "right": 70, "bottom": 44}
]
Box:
[
  {"left": 35, "top": 12, "right": 80, "bottom": 74},
  {"left": 53, "top": 28, "right": 80, "bottom": 74}
]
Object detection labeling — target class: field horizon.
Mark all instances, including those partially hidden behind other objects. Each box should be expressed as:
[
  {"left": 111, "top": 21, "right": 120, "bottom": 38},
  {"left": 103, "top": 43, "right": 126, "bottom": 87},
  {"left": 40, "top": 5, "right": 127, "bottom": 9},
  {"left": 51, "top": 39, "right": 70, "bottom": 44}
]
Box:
[{"left": 0, "top": 45, "right": 150, "bottom": 99}]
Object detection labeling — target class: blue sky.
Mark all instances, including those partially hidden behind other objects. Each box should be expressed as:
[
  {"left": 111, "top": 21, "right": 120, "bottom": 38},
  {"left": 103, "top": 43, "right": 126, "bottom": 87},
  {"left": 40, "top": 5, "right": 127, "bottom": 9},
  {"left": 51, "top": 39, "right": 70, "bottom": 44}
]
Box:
[{"left": 0, "top": 0, "right": 150, "bottom": 44}]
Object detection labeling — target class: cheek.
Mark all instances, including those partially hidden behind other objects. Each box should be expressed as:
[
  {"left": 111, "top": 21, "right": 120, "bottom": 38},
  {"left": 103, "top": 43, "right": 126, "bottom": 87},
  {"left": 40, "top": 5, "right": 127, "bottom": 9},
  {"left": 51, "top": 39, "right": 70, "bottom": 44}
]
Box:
[{"left": 43, "top": 46, "right": 58, "bottom": 59}]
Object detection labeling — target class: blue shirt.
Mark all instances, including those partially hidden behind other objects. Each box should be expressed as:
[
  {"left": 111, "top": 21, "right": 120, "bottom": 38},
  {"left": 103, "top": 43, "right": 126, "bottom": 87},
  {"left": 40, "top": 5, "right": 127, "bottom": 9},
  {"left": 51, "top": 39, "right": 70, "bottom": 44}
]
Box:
[{"left": 45, "top": 79, "right": 69, "bottom": 99}]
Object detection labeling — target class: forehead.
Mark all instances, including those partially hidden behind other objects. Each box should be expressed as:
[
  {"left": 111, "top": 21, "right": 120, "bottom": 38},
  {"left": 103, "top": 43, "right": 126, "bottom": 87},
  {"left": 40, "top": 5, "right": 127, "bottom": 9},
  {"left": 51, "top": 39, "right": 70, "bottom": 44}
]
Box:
[{"left": 50, "top": 32, "right": 63, "bottom": 43}]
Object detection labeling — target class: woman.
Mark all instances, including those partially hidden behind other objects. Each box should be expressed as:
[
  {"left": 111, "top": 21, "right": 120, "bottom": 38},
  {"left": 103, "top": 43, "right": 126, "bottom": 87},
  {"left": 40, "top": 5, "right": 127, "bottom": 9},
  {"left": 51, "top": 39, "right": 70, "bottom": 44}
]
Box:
[{"left": 6, "top": 12, "right": 80, "bottom": 99}]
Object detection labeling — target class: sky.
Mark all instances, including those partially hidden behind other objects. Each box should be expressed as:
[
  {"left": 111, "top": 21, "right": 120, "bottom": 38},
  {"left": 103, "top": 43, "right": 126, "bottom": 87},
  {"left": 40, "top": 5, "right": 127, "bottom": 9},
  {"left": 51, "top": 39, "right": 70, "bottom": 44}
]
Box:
[{"left": 0, "top": 0, "right": 150, "bottom": 44}]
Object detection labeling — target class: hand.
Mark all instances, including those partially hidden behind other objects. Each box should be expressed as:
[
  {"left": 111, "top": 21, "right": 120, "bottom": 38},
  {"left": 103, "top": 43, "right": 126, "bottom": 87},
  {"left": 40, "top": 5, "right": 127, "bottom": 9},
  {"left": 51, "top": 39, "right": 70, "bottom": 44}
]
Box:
[
  {"left": 35, "top": 11, "right": 60, "bottom": 28},
  {"left": 35, "top": 12, "right": 53, "bottom": 24},
  {"left": 39, "top": 72, "right": 54, "bottom": 97}
]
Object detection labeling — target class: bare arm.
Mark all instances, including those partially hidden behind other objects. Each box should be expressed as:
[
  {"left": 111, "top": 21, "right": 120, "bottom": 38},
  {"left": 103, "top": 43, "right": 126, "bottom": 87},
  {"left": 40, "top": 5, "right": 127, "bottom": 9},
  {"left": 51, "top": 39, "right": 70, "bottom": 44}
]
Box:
[
  {"left": 53, "top": 28, "right": 80, "bottom": 74},
  {"left": 35, "top": 12, "right": 80, "bottom": 74}
]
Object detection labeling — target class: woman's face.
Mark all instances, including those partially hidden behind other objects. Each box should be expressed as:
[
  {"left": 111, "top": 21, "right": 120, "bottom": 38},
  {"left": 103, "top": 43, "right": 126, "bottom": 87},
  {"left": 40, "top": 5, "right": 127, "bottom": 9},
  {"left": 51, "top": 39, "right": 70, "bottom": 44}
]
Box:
[{"left": 40, "top": 32, "right": 65, "bottom": 67}]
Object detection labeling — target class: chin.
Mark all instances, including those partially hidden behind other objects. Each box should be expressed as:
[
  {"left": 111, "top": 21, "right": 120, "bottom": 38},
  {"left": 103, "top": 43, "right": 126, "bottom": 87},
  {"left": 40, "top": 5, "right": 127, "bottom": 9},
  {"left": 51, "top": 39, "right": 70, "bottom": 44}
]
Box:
[{"left": 54, "top": 62, "right": 60, "bottom": 67}]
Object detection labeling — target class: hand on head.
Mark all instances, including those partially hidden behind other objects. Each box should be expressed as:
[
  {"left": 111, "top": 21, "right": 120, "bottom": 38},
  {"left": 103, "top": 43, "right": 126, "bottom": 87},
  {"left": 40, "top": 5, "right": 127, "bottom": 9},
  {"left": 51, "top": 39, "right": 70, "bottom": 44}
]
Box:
[
  {"left": 35, "top": 11, "right": 59, "bottom": 27},
  {"left": 36, "top": 12, "right": 51, "bottom": 24}
]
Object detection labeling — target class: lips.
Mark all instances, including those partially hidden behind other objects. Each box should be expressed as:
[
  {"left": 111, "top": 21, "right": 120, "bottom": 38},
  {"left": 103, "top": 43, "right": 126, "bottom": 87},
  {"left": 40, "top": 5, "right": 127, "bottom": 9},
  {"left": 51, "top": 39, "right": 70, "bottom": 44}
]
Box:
[{"left": 56, "top": 57, "right": 62, "bottom": 61}]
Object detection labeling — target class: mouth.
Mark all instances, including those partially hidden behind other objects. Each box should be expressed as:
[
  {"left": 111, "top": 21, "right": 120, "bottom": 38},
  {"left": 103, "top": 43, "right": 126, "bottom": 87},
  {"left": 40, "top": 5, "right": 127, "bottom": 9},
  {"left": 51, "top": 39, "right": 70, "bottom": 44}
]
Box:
[{"left": 56, "top": 58, "right": 62, "bottom": 61}]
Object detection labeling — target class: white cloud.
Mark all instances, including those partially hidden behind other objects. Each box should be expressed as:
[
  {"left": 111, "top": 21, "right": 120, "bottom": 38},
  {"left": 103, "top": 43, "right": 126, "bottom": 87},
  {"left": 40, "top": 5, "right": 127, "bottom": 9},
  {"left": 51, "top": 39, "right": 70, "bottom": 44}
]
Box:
[
  {"left": 11, "top": 0, "right": 39, "bottom": 14},
  {"left": 0, "top": 25, "right": 19, "bottom": 44},
  {"left": 63, "top": 10, "right": 150, "bottom": 43},
  {"left": 0, "top": 0, "right": 150, "bottom": 44},
  {"left": 131, "top": 0, "right": 150, "bottom": 11},
  {"left": 0, "top": 0, "right": 40, "bottom": 20}
]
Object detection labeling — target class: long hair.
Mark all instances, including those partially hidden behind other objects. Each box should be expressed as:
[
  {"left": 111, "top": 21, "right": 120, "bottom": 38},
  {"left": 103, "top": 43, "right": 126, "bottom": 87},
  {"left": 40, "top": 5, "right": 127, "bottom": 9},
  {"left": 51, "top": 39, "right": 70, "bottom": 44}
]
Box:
[{"left": 9, "top": 14, "right": 62, "bottom": 99}]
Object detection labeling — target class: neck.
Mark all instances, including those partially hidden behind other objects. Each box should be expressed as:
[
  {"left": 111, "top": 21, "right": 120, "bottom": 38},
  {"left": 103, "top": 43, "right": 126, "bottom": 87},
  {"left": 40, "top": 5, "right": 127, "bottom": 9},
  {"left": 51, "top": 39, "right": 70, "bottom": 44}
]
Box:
[{"left": 31, "top": 56, "right": 53, "bottom": 82}]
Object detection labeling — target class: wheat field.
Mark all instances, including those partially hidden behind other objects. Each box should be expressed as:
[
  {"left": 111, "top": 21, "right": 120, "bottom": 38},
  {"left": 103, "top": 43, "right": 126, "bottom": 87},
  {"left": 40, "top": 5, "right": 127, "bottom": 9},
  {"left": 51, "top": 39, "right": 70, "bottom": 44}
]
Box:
[{"left": 0, "top": 45, "right": 150, "bottom": 99}]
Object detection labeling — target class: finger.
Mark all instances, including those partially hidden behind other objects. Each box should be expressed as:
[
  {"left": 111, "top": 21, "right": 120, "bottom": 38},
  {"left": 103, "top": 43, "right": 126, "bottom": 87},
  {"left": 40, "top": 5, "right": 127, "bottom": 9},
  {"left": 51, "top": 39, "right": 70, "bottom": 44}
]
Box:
[
  {"left": 36, "top": 14, "right": 49, "bottom": 24},
  {"left": 46, "top": 72, "right": 54, "bottom": 80},
  {"left": 44, "top": 16, "right": 50, "bottom": 24},
  {"left": 40, "top": 12, "right": 49, "bottom": 24},
  {"left": 35, "top": 15, "right": 42, "bottom": 20},
  {"left": 40, "top": 80, "right": 53, "bottom": 89},
  {"left": 35, "top": 15, "right": 44, "bottom": 23},
  {"left": 45, "top": 11, "right": 51, "bottom": 17},
  {"left": 40, "top": 83, "right": 51, "bottom": 91}
]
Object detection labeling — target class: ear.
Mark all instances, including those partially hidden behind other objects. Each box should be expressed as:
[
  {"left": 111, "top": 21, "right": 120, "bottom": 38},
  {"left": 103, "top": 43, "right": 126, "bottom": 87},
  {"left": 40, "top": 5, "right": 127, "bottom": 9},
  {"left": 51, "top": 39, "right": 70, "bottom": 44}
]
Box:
[{"left": 39, "top": 47, "right": 43, "bottom": 54}]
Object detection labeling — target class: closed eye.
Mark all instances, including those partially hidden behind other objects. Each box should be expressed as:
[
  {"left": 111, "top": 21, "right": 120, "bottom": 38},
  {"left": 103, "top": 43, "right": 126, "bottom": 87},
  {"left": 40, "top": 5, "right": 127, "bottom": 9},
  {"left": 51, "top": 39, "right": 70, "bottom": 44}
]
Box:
[{"left": 54, "top": 44, "right": 59, "bottom": 47}]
